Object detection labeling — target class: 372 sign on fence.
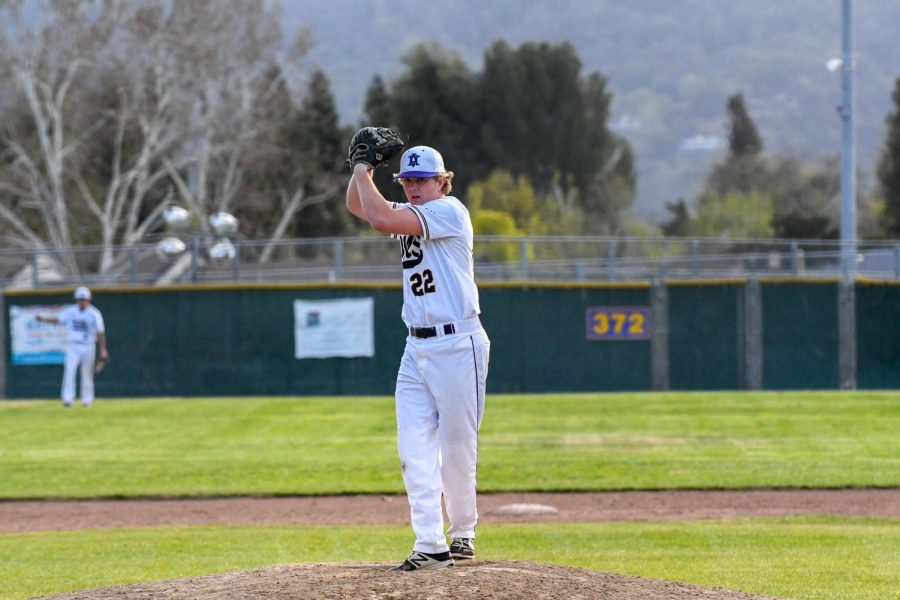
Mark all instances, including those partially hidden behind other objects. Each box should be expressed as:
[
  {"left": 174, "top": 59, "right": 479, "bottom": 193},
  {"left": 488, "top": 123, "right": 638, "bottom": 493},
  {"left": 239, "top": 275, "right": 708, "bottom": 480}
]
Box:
[{"left": 585, "top": 306, "right": 652, "bottom": 341}]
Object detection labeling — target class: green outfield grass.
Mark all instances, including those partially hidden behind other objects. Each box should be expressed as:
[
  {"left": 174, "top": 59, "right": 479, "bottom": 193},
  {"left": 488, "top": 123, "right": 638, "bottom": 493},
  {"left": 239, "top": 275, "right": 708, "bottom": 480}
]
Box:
[
  {"left": 1, "top": 518, "right": 897, "bottom": 600},
  {"left": 1, "top": 392, "right": 898, "bottom": 498},
  {"left": 1, "top": 392, "right": 897, "bottom": 599}
]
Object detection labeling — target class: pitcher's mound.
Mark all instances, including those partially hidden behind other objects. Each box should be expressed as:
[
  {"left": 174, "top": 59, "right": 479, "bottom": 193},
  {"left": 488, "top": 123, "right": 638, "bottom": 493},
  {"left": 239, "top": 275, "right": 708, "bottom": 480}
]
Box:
[{"left": 41, "top": 561, "right": 774, "bottom": 599}]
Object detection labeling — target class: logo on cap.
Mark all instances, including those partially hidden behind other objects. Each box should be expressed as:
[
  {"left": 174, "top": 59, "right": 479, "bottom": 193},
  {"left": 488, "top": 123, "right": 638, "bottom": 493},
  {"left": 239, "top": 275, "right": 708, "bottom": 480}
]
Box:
[{"left": 407, "top": 153, "right": 420, "bottom": 168}]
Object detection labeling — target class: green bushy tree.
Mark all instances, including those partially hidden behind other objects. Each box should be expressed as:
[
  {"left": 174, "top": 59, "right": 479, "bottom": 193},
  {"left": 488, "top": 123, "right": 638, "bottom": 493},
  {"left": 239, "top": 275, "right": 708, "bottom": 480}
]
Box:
[
  {"left": 693, "top": 191, "right": 774, "bottom": 238},
  {"left": 466, "top": 170, "right": 582, "bottom": 236},
  {"left": 471, "top": 208, "right": 524, "bottom": 263}
]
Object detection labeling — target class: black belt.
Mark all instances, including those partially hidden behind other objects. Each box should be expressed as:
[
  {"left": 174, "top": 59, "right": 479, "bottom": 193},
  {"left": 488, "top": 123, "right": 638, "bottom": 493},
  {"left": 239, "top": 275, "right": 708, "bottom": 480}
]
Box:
[{"left": 410, "top": 323, "right": 456, "bottom": 339}]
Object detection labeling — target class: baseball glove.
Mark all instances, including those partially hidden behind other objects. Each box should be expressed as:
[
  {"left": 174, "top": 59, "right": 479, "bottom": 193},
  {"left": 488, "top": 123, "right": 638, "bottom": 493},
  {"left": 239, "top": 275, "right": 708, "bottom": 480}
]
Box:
[
  {"left": 346, "top": 127, "right": 404, "bottom": 171},
  {"left": 94, "top": 357, "right": 108, "bottom": 374}
]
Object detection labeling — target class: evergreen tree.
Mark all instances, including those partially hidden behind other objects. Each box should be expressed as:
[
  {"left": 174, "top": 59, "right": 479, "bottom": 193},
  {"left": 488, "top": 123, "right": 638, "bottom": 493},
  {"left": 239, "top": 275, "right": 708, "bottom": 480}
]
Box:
[
  {"left": 699, "top": 94, "right": 841, "bottom": 239},
  {"left": 768, "top": 155, "right": 839, "bottom": 239},
  {"left": 292, "top": 69, "right": 351, "bottom": 237},
  {"left": 362, "top": 74, "right": 392, "bottom": 127},
  {"left": 391, "top": 43, "right": 482, "bottom": 190},
  {"left": 878, "top": 77, "right": 900, "bottom": 236},
  {"left": 386, "top": 39, "right": 633, "bottom": 231},
  {"left": 477, "top": 41, "right": 634, "bottom": 231},
  {"left": 361, "top": 74, "right": 399, "bottom": 201},
  {"left": 726, "top": 93, "right": 762, "bottom": 157},
  {"left": 480, "top": 41, "right": 588, "bottom": 192},
  {"left": 704, "top": 92, "right": 768, "bottom": 197},
  {"left": 660, "top": 199, "right": 691, "bottom": 236}
]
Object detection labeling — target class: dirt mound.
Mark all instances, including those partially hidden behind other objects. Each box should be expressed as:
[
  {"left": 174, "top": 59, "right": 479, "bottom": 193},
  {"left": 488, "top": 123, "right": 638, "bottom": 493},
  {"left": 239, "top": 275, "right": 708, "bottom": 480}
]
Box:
[{"left": 40, "top": 561, "right": 774, "bottom": 600}]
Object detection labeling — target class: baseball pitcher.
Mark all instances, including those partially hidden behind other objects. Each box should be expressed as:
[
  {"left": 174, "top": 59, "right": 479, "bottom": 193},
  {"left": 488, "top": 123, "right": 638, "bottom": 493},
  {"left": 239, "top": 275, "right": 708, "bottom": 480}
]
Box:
[{"left": 345, "top": 128, "right": 491, "bottom": 571}]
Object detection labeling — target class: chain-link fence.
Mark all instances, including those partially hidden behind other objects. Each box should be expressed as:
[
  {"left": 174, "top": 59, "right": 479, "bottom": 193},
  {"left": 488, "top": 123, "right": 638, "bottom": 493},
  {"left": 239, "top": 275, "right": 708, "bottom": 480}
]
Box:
[{"left": 2, "top": 235, "right": 900, "bottom": 289}]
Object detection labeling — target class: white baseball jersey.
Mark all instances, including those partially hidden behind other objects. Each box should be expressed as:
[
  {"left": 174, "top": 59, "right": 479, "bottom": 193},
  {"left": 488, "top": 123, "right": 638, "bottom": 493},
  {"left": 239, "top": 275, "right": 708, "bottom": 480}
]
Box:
[
  {"left": 394, "top": 196, "right": 480, "bottom": 327},
  {"left": 58, "top": 304, "right": 105, "bottom": 345}
]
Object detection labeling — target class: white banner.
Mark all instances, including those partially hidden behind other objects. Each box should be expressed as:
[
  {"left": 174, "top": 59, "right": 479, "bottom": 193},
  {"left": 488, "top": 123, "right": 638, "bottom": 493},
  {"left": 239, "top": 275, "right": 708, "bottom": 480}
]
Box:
[
  {"left": 294, "top": 297, "right": 375, "bottom": 359},
  {"left": 9, "top": 305, "right": 67, "bottom": 365}
]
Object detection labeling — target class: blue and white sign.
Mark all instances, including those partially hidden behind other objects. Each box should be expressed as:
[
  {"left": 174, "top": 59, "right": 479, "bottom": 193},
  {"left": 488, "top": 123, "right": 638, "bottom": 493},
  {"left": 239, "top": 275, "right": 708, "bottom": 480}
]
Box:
[{"left": 10, "top": 305, "right": 67, "bottom": 365}]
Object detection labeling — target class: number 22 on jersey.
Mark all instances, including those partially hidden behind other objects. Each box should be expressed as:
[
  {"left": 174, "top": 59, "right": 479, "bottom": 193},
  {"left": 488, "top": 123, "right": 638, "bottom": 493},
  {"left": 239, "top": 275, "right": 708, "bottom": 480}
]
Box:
[{"left": 409, "top": 269, "right": 437, "bottom": 296}]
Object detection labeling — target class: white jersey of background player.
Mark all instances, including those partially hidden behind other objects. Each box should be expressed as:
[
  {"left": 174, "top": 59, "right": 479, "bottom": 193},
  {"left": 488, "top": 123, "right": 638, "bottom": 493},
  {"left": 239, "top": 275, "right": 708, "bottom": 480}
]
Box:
[
  {"left": 37, "top": 286, "right": 109, "bottom": 407},
  {"left": 346, "top": 145, "right": 490, "bottom": 571}
]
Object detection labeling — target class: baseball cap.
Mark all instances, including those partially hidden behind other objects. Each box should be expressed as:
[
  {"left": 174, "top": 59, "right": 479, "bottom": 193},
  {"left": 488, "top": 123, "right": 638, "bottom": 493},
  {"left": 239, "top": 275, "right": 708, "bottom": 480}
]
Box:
[
  {"left": 74, "top": 286, "right": 92, "bottom": 300},
  {"left": 393, "top": 146, "right": 445, "bottom": 179}
]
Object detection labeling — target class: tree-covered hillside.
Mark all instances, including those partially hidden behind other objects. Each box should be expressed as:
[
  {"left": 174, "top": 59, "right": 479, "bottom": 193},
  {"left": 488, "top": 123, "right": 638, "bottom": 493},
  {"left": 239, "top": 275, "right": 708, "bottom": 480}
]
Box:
[{"left": 281, "top": 0, "right": 900, "bottom": 220}]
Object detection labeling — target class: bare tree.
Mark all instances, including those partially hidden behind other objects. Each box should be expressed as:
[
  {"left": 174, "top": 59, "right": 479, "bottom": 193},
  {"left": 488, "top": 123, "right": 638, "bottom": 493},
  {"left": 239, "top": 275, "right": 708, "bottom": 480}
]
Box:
[
  {"left": 0, "top": 0, "right": 127, "bottom": 273},
  {"left": 0, "top": 0, "right": 324, "bottom": 279}
]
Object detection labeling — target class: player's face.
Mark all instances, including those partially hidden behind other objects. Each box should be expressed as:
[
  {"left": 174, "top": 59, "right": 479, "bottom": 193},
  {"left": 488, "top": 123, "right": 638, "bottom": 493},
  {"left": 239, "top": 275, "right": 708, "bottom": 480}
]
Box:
[{"left": 399, "top": 176, "right": 444, "bottom": 205}]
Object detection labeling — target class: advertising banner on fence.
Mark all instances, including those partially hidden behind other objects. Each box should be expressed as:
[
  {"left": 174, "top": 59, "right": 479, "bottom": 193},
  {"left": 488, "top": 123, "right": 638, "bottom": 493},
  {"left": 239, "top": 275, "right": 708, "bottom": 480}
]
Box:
[
  {"left": 9, "top": 305, "right": 67, "bottom": 365},
  {"left": 294, "top": 297, "right": 375, "bottom": 359}
]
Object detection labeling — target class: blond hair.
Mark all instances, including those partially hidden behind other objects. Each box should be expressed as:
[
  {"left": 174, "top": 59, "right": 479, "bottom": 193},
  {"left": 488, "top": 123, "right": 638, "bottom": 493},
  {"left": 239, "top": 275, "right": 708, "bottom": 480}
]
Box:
[{"left": 439, "top": 171, "right": 454, "bottom": 195}]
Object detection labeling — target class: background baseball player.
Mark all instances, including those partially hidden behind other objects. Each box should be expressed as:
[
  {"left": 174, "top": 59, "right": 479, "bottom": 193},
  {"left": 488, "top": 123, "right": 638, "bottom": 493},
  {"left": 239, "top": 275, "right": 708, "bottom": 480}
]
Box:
[
  {"left": 36, "top": 286, "right": 109, "bottom": 408},
  {"left": 345, "top": 130, "right": 491, "bottom": 571}
]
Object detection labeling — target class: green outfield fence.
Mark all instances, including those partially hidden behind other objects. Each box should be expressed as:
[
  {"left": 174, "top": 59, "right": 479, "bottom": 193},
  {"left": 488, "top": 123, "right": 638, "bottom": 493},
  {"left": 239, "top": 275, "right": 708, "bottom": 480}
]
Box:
[{"left": 2, "top": 278, "right": 898, "bottom": 398}]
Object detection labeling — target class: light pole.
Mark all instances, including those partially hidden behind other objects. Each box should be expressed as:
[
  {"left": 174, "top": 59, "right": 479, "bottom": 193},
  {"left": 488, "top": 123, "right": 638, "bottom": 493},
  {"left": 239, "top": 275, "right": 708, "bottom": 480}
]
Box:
[
  {"left": 839, "top": 0, "right": 856, "bottom": 281},
  {"left": 838, "top": 0, "right": 857, "bottom": 389}
]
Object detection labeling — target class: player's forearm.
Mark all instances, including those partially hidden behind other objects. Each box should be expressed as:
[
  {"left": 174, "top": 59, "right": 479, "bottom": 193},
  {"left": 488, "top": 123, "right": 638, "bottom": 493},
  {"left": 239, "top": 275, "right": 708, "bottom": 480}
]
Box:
[
  {"left": 352, "top": 167, "right": 394, "bottom": 231},
  {"left": 97, "top": 332, "right": 107, "bottom": 353},
  {"left": 345, "top": 177, "right": 366, "bottom": 220}
]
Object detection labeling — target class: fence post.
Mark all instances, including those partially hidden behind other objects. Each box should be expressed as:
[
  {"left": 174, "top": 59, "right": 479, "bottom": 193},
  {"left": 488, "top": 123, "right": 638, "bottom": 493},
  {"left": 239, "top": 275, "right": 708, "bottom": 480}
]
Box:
[
  {"left": 790, "top": 241, "right": 800, "bottom": 275},
  {"left": 691, "top": 239, "right": 700, "bottom": 277},
  {"left": 607, "top": 240, "right": 616, "bottom": 281},
  {"left": 190, "top": 236, "right": 200, "bottom": 282},
  {"left": 894, "top": 244, "right": 900, "bottom": 279},
  {"left": 31, "top": 251, "right": 39, "bottom": 288},
  {"left": 519, "top": 238, "right": 529, "bottom": 279},
  {"left": 838, "top": 281, "right": 857, "bottom": 389},
  {"left": 650, "top": 279, "right": 669, "bottom": 391},
  {"left": 0, "top": 288, "right": 6, "bottom": 398},
  {"left": 231, "top": 244, "right": 239, "bottom": 281},
  {"left": 743, "top": 277, "right": 763, "bottom": 390},
  {"left": 333, "top": 239, "right": 343, "bottom": 281},
  {"left": 129, "top": 248, "right": 137, "bottom": 285},
  {"left": 660, "top": 240, "right": 669, "bottom": 279}
]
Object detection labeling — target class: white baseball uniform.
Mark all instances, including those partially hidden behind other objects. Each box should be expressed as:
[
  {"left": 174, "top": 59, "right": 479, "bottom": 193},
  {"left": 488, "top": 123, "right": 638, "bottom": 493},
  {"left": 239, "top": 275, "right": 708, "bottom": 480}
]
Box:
[
  {"left": 393, "top": 195, "right": 491, "bottom": 554},
  {"left": 58, "top": 304, "right": 105, "bottom": 406}
]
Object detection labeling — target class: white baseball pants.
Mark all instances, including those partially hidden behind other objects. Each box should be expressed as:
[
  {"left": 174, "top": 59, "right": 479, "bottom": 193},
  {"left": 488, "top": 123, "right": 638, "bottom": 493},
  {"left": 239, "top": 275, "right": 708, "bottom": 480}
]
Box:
[
  {"left": 62, "top": 343, "right": 97, "bottom": 406},
  {"left": 395, "top": 325, "right": 490, "bottom": 554}
]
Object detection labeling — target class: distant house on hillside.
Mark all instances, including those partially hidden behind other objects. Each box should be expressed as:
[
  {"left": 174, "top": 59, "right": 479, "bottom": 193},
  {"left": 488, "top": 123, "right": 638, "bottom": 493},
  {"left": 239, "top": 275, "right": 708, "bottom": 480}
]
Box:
[{"left": 678, "top": 135, "right": 725, "bottom": 153}]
